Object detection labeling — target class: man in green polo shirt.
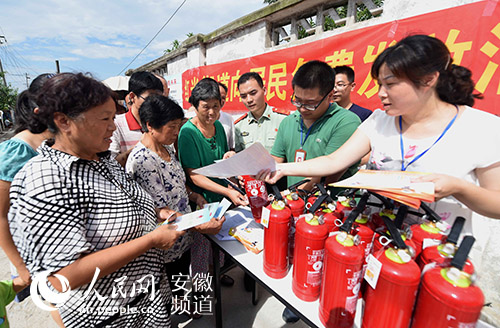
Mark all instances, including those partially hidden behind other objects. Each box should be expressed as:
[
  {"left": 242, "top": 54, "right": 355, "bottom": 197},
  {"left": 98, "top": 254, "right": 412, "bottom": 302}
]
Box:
[
  {"left": 234, "top": 72, "right": 289, "bottom": 153},
  {"left": 271, "top": 60, "right": 361, "bottom": 192}
]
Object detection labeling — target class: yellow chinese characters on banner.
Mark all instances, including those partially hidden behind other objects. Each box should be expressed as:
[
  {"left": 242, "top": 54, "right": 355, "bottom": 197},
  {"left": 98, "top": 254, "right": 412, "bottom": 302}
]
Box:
[{"left": 182, "top": 1, "right": 500, "bottom": 116}]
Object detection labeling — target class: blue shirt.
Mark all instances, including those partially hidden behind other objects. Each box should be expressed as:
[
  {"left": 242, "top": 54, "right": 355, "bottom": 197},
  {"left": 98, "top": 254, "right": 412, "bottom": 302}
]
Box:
[{"left": 0, "top": 138, "right": 37, "bottom": 182}]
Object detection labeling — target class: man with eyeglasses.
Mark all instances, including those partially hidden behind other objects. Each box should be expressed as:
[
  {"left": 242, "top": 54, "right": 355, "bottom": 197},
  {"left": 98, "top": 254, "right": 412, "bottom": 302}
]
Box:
[
  {"left": 333, "top": 65, "right": 372, "bottom": 122},
  {"left": 109, "top": 71, "right": 164, "bottom": 166},
  {"left": 234, "top": 72, "right": 289, "bottom": 153},
  {"left": 270, "top": 60, "right": 361, "bottom": 194}
]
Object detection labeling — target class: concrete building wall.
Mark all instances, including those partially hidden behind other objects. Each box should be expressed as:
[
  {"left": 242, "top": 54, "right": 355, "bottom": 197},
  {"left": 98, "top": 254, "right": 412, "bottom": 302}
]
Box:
[{"left": 130, "top": 0, "right": 480, "bottom": 76}]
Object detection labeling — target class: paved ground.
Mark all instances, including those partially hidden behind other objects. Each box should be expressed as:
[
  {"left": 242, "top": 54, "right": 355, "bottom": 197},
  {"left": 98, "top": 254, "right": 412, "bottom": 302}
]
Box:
[{"left": 1, "top": 249, "right": 311, "bottom": 328}]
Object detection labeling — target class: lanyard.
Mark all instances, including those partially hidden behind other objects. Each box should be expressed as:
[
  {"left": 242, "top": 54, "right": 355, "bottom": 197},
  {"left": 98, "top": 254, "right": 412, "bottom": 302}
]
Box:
[
  {"left": 300, "top": 119, "right": 316, "bottom": 149},
  {"left": 399, "top": 105, "right": 459, "bottom": 171}
]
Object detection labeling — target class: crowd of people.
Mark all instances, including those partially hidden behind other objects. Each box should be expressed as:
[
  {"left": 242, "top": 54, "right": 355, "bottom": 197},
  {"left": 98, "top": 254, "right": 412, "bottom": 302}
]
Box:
[{"left": 0, "top": 34, "right": 499, "bottom": 327}]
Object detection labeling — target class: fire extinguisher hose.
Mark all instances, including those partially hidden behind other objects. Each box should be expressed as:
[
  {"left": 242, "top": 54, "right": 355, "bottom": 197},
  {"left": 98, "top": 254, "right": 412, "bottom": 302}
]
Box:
[
  {"left": 339, "top": 191, "right": 370, "bottom": 233},
  {"left": 381, "top": 214, "right": 407, "bottom": 250},
  {"left": 450, "top": 236, "right": 475, "bottom": 271},
  {"left": 446, "top": 216, "right": 466, "bottom": 245}
]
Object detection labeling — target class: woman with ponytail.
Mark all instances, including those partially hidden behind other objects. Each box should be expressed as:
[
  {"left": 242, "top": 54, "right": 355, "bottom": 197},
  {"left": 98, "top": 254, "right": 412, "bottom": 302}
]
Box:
[
  {"left": 259, "top": 35, "right": 500, "bottom": 323},
  {"left": 0, "top": 73, "right": 54, "bottom": 296}
]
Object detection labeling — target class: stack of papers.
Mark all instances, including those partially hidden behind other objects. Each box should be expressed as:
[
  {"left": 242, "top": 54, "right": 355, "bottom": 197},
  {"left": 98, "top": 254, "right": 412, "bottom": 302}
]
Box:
[
  {"left": 330, "top": 170, "right": 435, "bottom": 209},
  {"left": 160, "top": 198, "right": 231, "bottom": 231}
]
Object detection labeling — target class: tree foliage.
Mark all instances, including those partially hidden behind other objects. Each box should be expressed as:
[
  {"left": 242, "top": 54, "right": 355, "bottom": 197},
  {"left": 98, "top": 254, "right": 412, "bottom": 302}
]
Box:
[
  {"left": 263, "top": 0, "right": 279, "bottom": 4},
  {"left": 0, "top": 72, "right": 17, "bottom": 113}
]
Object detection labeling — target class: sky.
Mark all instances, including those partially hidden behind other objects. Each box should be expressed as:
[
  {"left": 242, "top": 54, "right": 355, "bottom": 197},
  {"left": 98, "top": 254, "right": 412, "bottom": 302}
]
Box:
[{"left": 0, "top": 0, "right": 266, "bottom": 91}]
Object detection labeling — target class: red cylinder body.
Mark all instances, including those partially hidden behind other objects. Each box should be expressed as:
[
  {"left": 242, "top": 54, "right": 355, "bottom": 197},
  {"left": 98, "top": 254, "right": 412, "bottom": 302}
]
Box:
[
  {"left": 286, "top": 193, "right": 305, "bottom": 265},
  {"left": 319, "top": 233, "right": 364, "bottom": 328},
  {"left": 292, "top": 217, "right": 329, "bottom": 301},
  {"left": 363, "top": 248, "right": 421, "bottom": 328},
  {"left": 263, "top": 201, "right": 292, "bottom": 279},
  {"left": 242, "top": 175, "right": 269, "bottom": 223},
  {"left": 410, "top": 222, "right": 444, "bottom": 257},
  {"left": 419, "top": 244, "right": 475, "bottom": 275},
  {"left": 412, "top": 266, "right": 484, "bottom": 328}
]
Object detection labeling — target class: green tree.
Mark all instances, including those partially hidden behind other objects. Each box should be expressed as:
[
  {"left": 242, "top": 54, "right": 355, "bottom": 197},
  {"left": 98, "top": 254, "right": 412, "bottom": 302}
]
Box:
[
  {"left": 0, "top": 72, "right": 17, "bottom": 113},
  {"left": 263, "top": 0, "right": 279, "bottom": 4}
]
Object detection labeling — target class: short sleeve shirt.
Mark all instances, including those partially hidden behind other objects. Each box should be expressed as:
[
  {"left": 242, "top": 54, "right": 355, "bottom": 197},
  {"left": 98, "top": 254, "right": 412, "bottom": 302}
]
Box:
[
  {"left": 8, "top": 141, "right": 172, "bottom": 328},
  {"left": 271, "top": 102, "right": 361, "bottom": 186},
  {"left": 109, "top": 110, "right": 143, "bottom": 156},
  {"left": 0, "top": 138, "right": 37, "bottom": 182},
  {"left": 349, "top": 103, "right": 372, "bottom": 122},
  {"left": 178, "top": 119, "right": 228, "bottom": 203},
  {"left": 234, "top": 104, "right": 287, "bottom": 152},
  {"left": 126, "top": 142, "right": 194, "bottom": 262}
]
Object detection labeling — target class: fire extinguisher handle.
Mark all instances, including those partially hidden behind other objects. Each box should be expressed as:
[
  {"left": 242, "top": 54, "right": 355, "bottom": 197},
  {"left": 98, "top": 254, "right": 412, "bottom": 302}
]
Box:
[
  {"left": 447, "top": 216, "right": 466, "bottom": 245},
  {"left": 381, "top": 215, "right": 407, "bottom": 249},
  {"left": 314, "top": 183, "right": 334, "bottom": 203},
  {"left": 420, "top": 202, "right": 442, "bottom": 222},
  {"left": 309, "top": 194, "right": 329, "bottom": 214},
  {"left": 271, "top": 184, "right": 283, "bottom": 201},
  {"left": 338, "top": 188, "right": 358, "bottom": 198},
  {"left": 394, "top": 205, "right": 408, "bottom": 229},
  {"left": 368, "top": 191, "right": 394, "bottom": 210},
  {"left": 450, "top": 235, "right": 475, "bottom": 270},
  {"left": 287, "top": 179, "right": 311, "bottom": 192},
  {"left": 340, "top": 191, "right": 370, "bottom": 233}
]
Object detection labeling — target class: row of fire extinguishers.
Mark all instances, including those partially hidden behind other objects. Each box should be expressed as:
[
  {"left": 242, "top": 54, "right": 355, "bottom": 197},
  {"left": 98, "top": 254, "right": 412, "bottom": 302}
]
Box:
[{"left": 246, "top": 178, "right": 484, "bottom": 328}]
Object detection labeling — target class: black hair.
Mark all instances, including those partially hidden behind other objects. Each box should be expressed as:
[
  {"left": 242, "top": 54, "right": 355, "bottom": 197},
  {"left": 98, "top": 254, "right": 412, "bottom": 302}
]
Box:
[
  {"left": 371, "top": 34, "right": 480, "bottom": 106},
  {"left": 13, "top": 73, "right": 54, "bottom": 134},
  {"left": 139, "top": 95, "right": 184, "bottom": 132},
  {"left": 218, "top": 82, "right": 228, "bottom": 93},
  {"left": 237, "top": 72, "right": 264, "bottom": 88},
  {"left": 189, "top": 78, "right": 221, "bottom": 109},
  {"left": 36, "top": 73, "right": 113, "bottom": 133},
  {"left": 292, "top": 60, "right": 336, "bottom": 97},
  {"left": 129, "top": 71, "right": 163, "bottom": 96},
  {"left": 335, "top": 65, "right": 355, "bottom": 83}
]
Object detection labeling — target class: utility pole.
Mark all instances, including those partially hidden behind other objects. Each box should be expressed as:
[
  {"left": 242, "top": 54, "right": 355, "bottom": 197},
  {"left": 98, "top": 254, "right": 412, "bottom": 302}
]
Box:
[
  {"left": 25, "top": 73, "right": 30, "bottom": 88},
  {"left": 0, "top": 36, "right": 7, "bottom": 86},
  {"left": 55, "top": 60, "right": 60, "bottom": 73}
]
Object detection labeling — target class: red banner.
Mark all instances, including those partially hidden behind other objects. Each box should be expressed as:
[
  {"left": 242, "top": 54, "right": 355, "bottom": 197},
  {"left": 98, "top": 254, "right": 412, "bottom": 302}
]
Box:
[{"left": 182, "top": 1, "right": 500, "bottom": 116}]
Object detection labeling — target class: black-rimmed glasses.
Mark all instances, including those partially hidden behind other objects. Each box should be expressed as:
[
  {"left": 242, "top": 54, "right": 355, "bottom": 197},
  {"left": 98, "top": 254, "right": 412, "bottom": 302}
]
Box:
[{"left": 290, "top": 88, "right": 333, "bottom": 111}]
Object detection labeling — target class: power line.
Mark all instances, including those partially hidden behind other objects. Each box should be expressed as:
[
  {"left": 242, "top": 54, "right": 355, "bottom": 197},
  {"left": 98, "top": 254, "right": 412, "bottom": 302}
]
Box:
[{"left": 117, "top": 0, "right": 188, "bottom": 75}]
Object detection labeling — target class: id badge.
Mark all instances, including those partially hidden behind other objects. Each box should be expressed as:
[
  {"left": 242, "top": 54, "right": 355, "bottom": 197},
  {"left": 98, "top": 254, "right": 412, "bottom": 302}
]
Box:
[{"left": 294, "top": 149, "right": 307, "bottom": 162}]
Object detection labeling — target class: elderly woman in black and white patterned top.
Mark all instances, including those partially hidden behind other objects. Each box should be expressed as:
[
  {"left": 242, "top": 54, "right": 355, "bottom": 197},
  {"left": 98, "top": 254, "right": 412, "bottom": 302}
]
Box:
[{"left": 8, "top": 73, "right": 184, "bottom": 328}]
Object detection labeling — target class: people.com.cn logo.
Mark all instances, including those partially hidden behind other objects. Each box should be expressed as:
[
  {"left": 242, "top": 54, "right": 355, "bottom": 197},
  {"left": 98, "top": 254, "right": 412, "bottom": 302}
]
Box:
[{"left": 30, "top": 271, "right": 72, "bottom": 311}]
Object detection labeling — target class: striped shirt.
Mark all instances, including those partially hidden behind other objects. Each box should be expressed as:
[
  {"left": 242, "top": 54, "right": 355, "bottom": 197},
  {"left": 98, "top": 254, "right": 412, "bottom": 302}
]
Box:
[{"left": 9, "top": 141, "right": 172, "bottom": 327}]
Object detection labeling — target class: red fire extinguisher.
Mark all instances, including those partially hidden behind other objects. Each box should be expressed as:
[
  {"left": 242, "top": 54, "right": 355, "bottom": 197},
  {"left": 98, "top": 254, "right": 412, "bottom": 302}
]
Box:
[
  {"left": 412, "top": 236, "right": 483, "bottom": 328},
  {"left": 318, "top": 191, "right": 370, "bottom": 328},
  {"left": 242, "top": 175, "right": 269, "bottom": 223},
  {"left": 367, "top": 192, "right": 396, "bottom": 230},
  {"left": 292, "top": 213, "right": 329, "bottom": 301},
  {"left": 363, "top": 215, "right": 421, "bottom": 328},
  {"left": 418, "top": 216, "right": 474, "bottom": 274},
  {"left": 372, "top": 205, "right": 417, "bottom": 257},
  {"left": 263, "top": 185, "right": 292, "bottom": 279},
  {"left": 410, "top": 202, "right": 448, "bottom": 257}
]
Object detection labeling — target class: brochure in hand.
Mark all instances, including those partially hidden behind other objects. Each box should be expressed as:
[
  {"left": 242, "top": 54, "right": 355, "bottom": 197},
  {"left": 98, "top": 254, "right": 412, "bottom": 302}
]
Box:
[
  {"left": 160, "top": 198, "right": 232, "bottom": 231},
  {"left": 330, "top": 169, "right": 435, "bottom": 209}
]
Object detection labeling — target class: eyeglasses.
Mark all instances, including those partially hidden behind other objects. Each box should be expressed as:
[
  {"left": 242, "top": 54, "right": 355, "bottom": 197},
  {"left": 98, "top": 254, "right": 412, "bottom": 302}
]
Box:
[
  {"left": 334, "top": 82, "right": 352, "bottom": 90},
  {"left": 290, "top": 88, "right": 333, "bottom": 111},
  {"left": 137, "top": 94, "right": 147, "bottom": 101}
]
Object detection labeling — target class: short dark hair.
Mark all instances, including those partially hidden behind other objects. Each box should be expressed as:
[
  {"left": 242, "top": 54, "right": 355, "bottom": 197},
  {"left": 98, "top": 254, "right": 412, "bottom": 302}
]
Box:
[
  {"left": 335, "top": 66, "right": 355, "bottom": 83},
  {"left": 292, "top": 60, "right": 335, "bottom": 97},
  {"left": 237, "top": 72, "right": 264, "bottom": 89},
  {"left": 371, "top": 34, "right": 480, "bottom": 106},
  {"left": 36, "top": 73, "right": 113, "bottom": 133},
  {"left": 139, "top": 95, "right": 184, "bottom": 132},
  {"left": 189, "top": 78, "right": 221, "bottom": 109},
  {"left": 218, "top": 82, "right": 228, "bottom": 93},
  {"left": 13, "top": 73, "right": 55, "bottom": 134},
  {"left": 129, "top": 71, "right": 163, "bottom": 96}
]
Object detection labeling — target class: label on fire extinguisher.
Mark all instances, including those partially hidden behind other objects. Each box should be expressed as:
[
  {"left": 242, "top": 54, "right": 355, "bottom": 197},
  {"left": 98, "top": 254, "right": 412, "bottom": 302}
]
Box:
[
  {"left": 364, "top": 254, "right": 382, "bottom": 289},
  {"left": 261, "top": 207, "right": 270, "bottom": 228},
  {"left": 307, "top": 249, "right": 325, "bottom": 286},
  {"left": 422, "top": 238, "right": 441, "bottom": 250}
]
